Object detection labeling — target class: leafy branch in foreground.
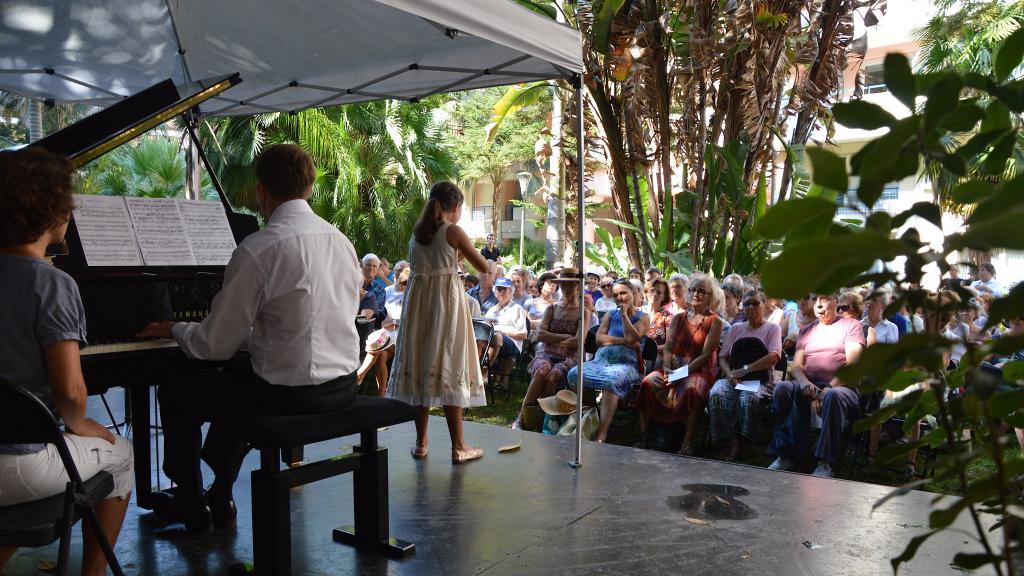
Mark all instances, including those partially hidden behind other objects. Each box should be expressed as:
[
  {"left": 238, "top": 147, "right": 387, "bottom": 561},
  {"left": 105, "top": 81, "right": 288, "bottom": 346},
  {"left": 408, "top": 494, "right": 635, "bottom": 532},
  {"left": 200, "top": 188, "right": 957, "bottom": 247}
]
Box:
[{"left": 756, "top": 27, "right": 1024, "bottom": 575}]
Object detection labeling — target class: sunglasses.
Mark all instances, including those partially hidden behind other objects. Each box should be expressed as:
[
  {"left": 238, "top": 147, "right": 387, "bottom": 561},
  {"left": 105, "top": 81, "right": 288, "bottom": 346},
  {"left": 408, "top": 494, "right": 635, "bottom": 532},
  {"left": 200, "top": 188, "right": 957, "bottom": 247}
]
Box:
[
  {"left": 688, "top": 287, "right": 709, "bottom": 296},
  {"left": 836, "top": 304, "right": 852, "bottom": 313},
  {"left": 601, "top": 283, "right": 613, "bottom": 289},
  {"left": 742, "top": 300, "right": 762, "bottom": 308}
]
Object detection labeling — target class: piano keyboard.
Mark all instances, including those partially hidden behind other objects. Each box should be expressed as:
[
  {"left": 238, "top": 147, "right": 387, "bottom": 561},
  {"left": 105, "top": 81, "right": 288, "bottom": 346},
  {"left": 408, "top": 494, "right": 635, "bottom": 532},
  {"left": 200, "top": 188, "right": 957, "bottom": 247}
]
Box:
[{"left": 81, "top": 339, "right": 179, "bottom": 356}]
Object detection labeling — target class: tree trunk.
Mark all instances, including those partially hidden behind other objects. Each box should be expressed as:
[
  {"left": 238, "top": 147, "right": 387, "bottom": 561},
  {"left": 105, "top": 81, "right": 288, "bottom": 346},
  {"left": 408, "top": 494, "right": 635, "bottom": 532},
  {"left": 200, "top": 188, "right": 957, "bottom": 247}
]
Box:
[{"left": 587, "top": 80, "right": 642, "bottom": 267}]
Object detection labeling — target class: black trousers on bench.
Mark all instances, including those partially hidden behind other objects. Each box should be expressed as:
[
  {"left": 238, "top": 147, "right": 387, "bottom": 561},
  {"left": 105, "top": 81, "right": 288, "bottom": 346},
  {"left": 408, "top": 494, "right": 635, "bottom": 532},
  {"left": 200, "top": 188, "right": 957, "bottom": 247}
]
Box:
[{"left": 158, "top": 366, "right": 357, "bottom": 501}]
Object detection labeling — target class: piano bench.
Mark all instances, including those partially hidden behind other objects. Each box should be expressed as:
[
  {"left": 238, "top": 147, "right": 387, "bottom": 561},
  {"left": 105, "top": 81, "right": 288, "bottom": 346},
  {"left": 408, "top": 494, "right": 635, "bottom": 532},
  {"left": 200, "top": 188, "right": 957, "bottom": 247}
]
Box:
[{"left": 226, "top": 396, "right": 418, "bottom": 576}]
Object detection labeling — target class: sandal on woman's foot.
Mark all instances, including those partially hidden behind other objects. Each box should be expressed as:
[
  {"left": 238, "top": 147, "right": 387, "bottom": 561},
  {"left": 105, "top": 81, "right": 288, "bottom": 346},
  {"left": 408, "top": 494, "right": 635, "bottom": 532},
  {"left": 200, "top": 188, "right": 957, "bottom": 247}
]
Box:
[
  {"left": 452, "top": 447, "right": 484, "bottom": 464},
  {"left": 678, "top": 441, "right": 694, "bottom": 456},
  {"left": 411, "top": 445, "right": 429, "bottom": 459}
]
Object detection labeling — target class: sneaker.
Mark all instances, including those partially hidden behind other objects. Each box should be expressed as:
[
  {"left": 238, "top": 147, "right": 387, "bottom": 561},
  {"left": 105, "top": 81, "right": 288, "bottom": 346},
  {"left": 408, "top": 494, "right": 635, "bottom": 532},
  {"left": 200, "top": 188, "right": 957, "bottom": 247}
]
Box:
[
  {"left": 768, "top": 457, "right": 796, "bottom": 471},
  {"left": 811, "top": 461, "right": 833, "bottom": 478}
]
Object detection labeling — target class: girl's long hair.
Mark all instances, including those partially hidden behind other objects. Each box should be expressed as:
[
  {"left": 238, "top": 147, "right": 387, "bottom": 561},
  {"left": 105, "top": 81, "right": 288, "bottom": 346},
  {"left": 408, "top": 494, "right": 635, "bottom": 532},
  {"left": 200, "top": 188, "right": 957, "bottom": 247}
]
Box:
[{"left": 413, "top": 181, "right": 464, "bottom": 245}]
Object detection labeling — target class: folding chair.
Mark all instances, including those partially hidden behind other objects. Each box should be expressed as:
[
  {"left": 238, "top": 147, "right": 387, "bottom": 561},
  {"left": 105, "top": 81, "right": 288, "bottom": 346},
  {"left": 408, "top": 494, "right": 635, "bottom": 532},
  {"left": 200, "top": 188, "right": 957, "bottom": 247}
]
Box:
[
  {"left": 0, "top": 379, "right": 125, "bottom": 576},
  {"left": 472, "top": 319, "right": 496, "bottom": 403}
]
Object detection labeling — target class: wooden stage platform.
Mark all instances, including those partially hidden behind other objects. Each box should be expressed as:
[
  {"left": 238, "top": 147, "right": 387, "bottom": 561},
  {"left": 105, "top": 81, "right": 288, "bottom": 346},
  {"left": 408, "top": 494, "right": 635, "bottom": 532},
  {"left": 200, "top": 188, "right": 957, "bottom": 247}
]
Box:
[{"left": 4, "top": 397, "right": 993, "bottom": 575}]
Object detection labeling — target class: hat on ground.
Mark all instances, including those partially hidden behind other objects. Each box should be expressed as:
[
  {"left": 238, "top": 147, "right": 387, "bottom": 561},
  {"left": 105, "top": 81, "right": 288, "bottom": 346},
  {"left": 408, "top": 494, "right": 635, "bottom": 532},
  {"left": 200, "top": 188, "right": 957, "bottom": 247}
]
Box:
[
  {"left": 550, "top": 268, "right": 582, "bottom": 283},
  {"left": 538, "top": 389, "right": 578, "bottom": 416},
  {"left": 494, "top": 277, "right": 513, "bottom": 289},
  {"left": 366, "top": 329, "right": 394, "bottom": 352}
]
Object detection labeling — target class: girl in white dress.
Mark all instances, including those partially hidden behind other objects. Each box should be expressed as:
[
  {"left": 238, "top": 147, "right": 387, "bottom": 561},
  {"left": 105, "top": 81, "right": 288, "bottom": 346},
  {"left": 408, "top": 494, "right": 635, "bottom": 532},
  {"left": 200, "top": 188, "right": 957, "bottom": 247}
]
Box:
[{"left": 388, "top": 182, "right": 489, "bottom": 463}]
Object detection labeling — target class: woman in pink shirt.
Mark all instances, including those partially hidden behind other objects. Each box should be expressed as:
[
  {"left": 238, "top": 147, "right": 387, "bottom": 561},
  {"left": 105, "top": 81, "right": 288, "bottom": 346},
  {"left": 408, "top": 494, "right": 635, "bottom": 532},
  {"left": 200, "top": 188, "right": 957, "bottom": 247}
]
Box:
[{"left": 767, "top": 293, "right": 865, "bottom": 478}]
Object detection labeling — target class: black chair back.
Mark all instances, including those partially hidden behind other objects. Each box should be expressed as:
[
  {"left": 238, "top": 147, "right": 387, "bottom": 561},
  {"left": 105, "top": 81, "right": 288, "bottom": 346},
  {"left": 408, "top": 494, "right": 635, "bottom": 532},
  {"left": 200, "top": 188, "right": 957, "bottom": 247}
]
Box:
[
  {"left": 640, "top": 337, "right": 659, "bottom": 363},
  {"left": 0, "top": 380, "right": 82, "bottom": 485},
  {"left": 584, "top": 325, "right": 600, "bottom": 355}
]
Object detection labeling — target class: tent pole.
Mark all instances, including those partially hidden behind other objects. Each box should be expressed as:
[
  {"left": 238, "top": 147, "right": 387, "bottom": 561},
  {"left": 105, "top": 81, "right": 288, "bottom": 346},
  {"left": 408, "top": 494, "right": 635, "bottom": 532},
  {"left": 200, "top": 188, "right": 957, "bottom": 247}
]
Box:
[{"left": 571, "top": 73, "right": 585, "bottom": 469}]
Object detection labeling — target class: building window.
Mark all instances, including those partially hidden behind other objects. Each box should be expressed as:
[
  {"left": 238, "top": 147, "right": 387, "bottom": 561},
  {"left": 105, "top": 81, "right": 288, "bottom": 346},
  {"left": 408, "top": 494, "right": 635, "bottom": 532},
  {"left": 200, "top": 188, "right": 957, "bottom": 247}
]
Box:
[{"left": 862, "top": 62, "right": 887, "bottom": 95}]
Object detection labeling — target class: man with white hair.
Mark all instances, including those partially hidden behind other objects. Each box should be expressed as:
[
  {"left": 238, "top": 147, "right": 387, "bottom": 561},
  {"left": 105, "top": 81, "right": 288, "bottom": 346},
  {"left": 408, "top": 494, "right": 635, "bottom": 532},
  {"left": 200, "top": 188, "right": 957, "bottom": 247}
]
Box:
[
  {"left": 361, "top": 254, "right": 386, "bottom": 319},
  {"left": 468, "top": 260, "right": 499, "bottom": 315}
]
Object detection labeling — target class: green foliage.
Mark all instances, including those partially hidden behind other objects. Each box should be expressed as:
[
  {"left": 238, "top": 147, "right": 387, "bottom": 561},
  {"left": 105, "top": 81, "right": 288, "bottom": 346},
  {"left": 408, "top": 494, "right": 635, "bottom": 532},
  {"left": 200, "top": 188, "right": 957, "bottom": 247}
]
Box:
[
  {"left": 78, "top": 135, "right": 216, "bottom": 200},
  {"left": 203, "top": 98, "right": 456, "bottom": 262},
  {"left": 759, "top": 39, "right": 1024, "bottom": 575}
]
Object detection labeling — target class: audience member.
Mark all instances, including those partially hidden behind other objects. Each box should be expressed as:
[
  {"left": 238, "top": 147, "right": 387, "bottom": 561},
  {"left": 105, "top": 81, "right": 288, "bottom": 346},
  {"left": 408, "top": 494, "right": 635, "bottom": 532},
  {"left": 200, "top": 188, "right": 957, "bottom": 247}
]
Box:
[
  {"left": 767, "top": 293, "right": 865, "bottom": 478},
  {"left": 361, "top": 254, "right": 387, "bottom": 318},
  {"left": 463, "top": 274, "right": 478, "bottom": 292},
  {"left": 864, "top": 290, "right": 899, "bottom": 346},
  {"left": 721, "top": 282, "right": 745, "bottom": 327},
  {"left": 568, "top": 279, "right": 650, "bottom": 442},
  {"left": 514, "top": 269, "right": 588, "bottom": 429},
  {"left": 643, "top": 278, "right": 673, "bottom": 362},
  {"left": 524, "top": 272, "right": 559, "bottom": 329},
  {"left": 636, "top": 273, "right": 723, "bottom": 455},
  {"left": 645, "top": 266, "right": 662, "bottom": 283},
  {"left": 628, "top": 267, "right": 644, "bottom": 281},
  {"left": 594, "top": 273, "right": 618, "bottom": 312},
  {"left": 585, "top": 269, "right": 603, "bottom": 304},
  {"left": 484, "top": 277, "right": 529, "bottom": 391},
  {"left": 481, "top": 233, "right": 501, "bottom": 261},
  {"left": 940, "top": 264, "right": 968, "bottom": 291},
  {"left": 468, "top": 260, "right": 499, "bottom": 314},
  {"left": 384, "top": 267, "right": 410, "bottom": 320},
  {"left": 971, "top": 262, "right": 1006, "bottom": 297},
  {"left": 510, "top": 268, "right": 530, "bottom": 306},
  {"left": 783, "top": 295, "right": 815, "bottom": 356},
  {"left": 708, "top": 289, "right": 782, "bottom": 460},
  {"left": 665, "top": 273, "right": 688, "bottom": 314},
  {"left": 0, "top": 148, "right": 133, "bottom": 576}
]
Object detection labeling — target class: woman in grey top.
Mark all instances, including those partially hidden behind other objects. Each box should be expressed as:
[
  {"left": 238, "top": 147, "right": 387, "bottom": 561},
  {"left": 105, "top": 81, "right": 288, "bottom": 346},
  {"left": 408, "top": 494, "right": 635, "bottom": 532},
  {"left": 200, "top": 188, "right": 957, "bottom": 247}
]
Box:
[{"left": 0, "top": 149, "right": 133, "bottom": 576}]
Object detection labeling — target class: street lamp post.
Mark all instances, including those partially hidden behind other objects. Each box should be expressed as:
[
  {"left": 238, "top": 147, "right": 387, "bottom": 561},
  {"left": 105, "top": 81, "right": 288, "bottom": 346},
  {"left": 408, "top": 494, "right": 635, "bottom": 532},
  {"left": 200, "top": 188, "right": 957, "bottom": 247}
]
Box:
[{"left": 516, "top": 171, "right": 532, "bottom": 267}]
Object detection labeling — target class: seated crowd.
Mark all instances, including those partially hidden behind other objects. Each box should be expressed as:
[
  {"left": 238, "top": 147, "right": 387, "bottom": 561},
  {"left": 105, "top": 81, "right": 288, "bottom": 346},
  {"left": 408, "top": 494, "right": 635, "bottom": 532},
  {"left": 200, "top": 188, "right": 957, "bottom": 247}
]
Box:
[{"left": 454, "top": 256, "right": 1022, "bottom": 480}]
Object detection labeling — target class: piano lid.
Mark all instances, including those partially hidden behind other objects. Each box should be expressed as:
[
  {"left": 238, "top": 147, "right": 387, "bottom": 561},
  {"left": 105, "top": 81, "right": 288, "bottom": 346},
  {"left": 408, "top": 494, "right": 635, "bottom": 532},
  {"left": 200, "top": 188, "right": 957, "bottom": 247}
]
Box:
[{"left": 30, "top": 74, "right": 241, "bottom": 168}]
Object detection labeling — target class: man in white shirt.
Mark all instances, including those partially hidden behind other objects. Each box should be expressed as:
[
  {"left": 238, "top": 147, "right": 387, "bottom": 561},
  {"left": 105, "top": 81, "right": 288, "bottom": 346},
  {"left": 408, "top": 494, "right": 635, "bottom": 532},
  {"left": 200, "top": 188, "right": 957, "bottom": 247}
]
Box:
[
  {"left": 137, "top": 144, "right": 361, "bottom": 532},
  {"left": 970, "top": 262, "right": 1006, "bottom": 297},
  {"left": 484, "top": 277, "right": 529, "bottom": 390}
]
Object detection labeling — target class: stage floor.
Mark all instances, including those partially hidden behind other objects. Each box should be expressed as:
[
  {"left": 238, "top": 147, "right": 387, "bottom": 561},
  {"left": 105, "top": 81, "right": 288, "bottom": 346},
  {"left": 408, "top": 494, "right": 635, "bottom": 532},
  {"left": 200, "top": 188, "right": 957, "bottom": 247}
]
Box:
[{"left": 5, "top": 400, "right": 994, "bottom": 575}]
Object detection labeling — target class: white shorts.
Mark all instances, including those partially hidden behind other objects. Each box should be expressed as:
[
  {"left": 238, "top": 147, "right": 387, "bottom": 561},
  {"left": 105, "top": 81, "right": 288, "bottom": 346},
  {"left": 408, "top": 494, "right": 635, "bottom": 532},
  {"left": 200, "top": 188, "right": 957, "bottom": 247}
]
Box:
[{"left": 0, "top": 434, "right": 134, "bottom": 506}]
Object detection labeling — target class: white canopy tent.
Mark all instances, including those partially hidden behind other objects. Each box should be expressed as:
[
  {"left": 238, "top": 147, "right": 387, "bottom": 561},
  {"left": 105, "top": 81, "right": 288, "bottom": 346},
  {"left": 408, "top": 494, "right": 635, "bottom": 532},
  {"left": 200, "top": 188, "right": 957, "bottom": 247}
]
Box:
[{"left": 0, "top": 0, "right": 591, "bottom": 465}]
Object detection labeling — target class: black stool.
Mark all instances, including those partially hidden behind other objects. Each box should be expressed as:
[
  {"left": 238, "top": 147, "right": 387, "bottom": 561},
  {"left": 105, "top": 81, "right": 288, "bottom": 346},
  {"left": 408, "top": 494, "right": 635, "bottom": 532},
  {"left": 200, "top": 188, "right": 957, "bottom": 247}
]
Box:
[{"left": 227, "top": 396, "right": 418, "bottom": 575}]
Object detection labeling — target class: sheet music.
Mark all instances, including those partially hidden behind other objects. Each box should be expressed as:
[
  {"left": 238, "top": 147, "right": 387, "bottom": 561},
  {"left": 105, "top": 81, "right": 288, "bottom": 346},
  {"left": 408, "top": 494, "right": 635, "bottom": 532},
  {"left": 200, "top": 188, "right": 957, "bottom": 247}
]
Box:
[
  {"left": 735, "top": 380, "right": 761, "bottom": 393},
  {"left": 177, "top": 200, "right": 236, "bottom": 265},
  {"left": 71, "top": 195, "right": 143, "bottom": 266},
  {"left": 124, "top": 197, "right": 197, "bottom": 266}
]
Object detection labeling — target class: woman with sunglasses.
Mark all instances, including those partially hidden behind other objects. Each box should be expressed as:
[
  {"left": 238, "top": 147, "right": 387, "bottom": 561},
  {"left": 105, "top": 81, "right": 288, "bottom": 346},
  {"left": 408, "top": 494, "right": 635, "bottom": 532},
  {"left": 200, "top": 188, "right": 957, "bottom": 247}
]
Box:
[
  {"left": 636, "top": 273, "right": 724, "bottom": 455},
  {"left": 836, "top": 290, "right": 864, "bottom": 323},
  {"left": 767, "top": 292, "right": 865, "bottom": 478},
  {"left": 567, "top": 278, "right": 650, "bottom": 442},
  {"left": 593, "top": 274, "right": 619, "bottom": 313},
  {"left": 707, "top": 289, "right": 782, "bottom": 460}
]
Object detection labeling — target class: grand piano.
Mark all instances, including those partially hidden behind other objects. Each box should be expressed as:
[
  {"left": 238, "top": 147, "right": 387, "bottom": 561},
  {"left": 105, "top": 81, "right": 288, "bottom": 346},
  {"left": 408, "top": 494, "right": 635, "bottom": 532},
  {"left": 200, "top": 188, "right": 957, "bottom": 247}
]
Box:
[{"left": 30, "top": 73, "right": 260, "bottom": 509}]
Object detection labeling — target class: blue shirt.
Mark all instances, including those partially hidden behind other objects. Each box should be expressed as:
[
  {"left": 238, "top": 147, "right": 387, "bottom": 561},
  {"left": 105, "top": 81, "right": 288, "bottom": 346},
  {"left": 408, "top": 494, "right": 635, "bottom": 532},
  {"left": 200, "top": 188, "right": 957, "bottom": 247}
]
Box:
[
  {"left": 0, "top": 255, "right": 87, "bottom": 455},
  {"left": 365, "top": 278, "right": 387, "bottom": 316},
  {"left": 468, "top": 284, "right": 498, "bottom": 315}
]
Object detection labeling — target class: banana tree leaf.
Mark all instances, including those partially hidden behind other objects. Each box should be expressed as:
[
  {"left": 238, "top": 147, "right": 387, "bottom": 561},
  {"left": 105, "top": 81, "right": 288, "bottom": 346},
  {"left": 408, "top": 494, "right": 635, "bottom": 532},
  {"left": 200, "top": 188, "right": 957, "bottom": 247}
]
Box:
[
  {"left": 595, "top": 217, "right": 641, "bottom": 233},
  {"left": 593, "top": 0, "right": 627, "bottom": 56},
  {"left": 486, "top": 82, "right": 549, "bottom": 143}
]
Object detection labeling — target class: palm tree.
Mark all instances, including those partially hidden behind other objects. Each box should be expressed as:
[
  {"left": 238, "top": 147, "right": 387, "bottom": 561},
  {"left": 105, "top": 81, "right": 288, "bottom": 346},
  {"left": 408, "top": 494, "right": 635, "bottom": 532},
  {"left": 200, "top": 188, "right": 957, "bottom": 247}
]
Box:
[
  {"left": 202, "top": 98, "right": 457, "bottom": 260},
  {"left": 78, "top": 135, "right": 216, "bottom": 199},
  {"left": 915, "top": 0, "right": 1024, "bottom": 211}
]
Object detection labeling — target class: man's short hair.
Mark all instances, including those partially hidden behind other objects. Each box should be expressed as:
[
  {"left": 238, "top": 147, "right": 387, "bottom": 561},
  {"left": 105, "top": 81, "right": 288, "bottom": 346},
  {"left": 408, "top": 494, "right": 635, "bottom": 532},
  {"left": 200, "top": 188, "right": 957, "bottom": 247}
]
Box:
[
  {"left": 645, "top": 266, "right": 661, "bottom": 275},
  {"left": 255, "top": 144, "right": 316, "bottom": 200},
  {"left": 980, "top": 262, "right": 996, "bottom": 275},
  {"left": 0, "top": 148, "right": 75, "bottom": 247}
]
